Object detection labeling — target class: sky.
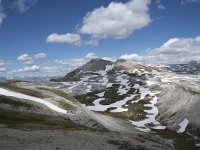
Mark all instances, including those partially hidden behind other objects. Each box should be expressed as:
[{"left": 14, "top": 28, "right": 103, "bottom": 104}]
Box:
[{"left": 0, "top": 0, "right": 200, "bottom": 77}]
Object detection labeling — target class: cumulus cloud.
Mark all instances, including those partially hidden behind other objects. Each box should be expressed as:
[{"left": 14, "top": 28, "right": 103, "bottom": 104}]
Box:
[
  {"left": 46, "top": 33, "right": 82, "bottom": 46},
  {"left": 120, "top": 36, "right": 200, "bottom": 64},
  {"left": 85, "top": 53, "right": 98, "bottom": 59},
  {"left": 46, "top": 0, "right": 152, "bottom": 46},
  {"left": 34, "top": 53, "right": 47, "bottom": 59},
  {"left": 120, "top": 53, "right": 142, "bottom": 61},
  {"left": 13, "top": 0, "right": 38, "bottom": 14},
  {"left": 0, "top": 0, "right": 6, "bottom": 26},
  {"left": 17, "top": 54, "right": 33, "bottom": 64},
  {"left": 80, "top": 0, "right": 151, "bottom": 39},
  {"left": 13, "top": 65, "right": 40, "bottom": 73}
]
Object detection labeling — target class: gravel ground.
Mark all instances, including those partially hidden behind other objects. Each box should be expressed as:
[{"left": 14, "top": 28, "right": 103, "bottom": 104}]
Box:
[{"left": 0, "top": 128, "right": 174, "bottom": 150}]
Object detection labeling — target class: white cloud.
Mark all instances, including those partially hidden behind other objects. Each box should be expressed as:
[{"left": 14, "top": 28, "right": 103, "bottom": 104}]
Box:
[
  {"left": 41, "top": 66, "right": 57, "bottom": 73},
  {"left": 156, "top": 0, "right": 165, "bottom": 10},
  {"left": 13, "top": 65, "right": 40, "bottom": 73},
  {"left": 34, "top": 53, "right": 47, "bottom": 59},
  {"left": 54, "top": 53, "right": 99, "bottom": 70},
  {"left": 17, "top": 54, "right": 33, "bottom": 64},
  {"left": 46, "top": 33, "right": 82, "bottom": 46},
  {"left": 181, "top": 0, "right": 200, "bottom": 5},
  {"left": 120, "top": 36, "right": 200, "bottom": 64},
  {"left": 84, "top": 39, "right": 99, "bottom": 46},
  {"left": 157, "top": 4, "right": 165, "bottom": 10},
  {"left": 0, "top": 67, "right": 6, "bottom": 72},
  {"left": 46, "top": 0, "right": 151, "bottom": 46},
  {"left": 85, "top": 53, "right": 98, "bottom": 59},
  {"left": 120, "top": 53, "right": 142, "bottom": 61},
  {"left": 80, "top": 0, "right": 151, "bottom": 39},
  {"left": 13, "top": 0, "right": 38, "bottom": 14},
  {"left": 0, "top": 0, "right": 6, "bottom": 26},
  {"left": 55, "top": 58, "right": 85, "bottom": 67},
  {"left": 0, "top": 60, "right": 8, "bottom": 66}
]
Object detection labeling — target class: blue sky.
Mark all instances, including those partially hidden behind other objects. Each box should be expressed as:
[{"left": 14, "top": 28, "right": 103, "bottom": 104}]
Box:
[{"left": 0, "top": 0, "right": 200, "bottom": 77}]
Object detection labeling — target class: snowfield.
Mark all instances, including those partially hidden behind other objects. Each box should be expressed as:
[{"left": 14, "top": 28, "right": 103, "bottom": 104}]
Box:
[{"left": 0, "top": 88, "right": 67, "bottom": 114}]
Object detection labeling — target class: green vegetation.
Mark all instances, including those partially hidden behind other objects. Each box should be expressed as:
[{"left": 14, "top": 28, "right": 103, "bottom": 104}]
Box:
[
  {"left": 37, "top": 87, "right": 76, "bottom": 102},
  {"left": 100, "top": 84, "right": 125, "bottom": 105},
  {"left": 75, "top": 90, "right": 100, "bottom": 106},
  {"left": 0, "top": 95, "right": 33, "bottom": 109},
  {"left": 37, "top": 87, "right": 77, "bottom": 110},
  {"left": 156, "top": 130, "right": 199, "bottom": 150},
  {"left": 59, "top": 101, "right": 76, "bottom": 110},
  {"left": 0, "top": 82, "right": 46, "bottom": 98},
  {"left": 0, "top": 108, "right": 84, "bottom": 130},
  {"left": 98, "top": 95, "right": 151, "bottom": 121}
]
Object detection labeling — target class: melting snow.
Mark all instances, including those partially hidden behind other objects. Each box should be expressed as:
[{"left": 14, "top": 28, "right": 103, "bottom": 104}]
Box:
[
  {"left": 87, "top": 95, "right": 136, "bottom": 112},
  {"left": 196, "top": 143, "right": 200, "bottom": 147},
  {"left": 96, "top": 92, "right": 105, "bottom": 97},
  {"left": 177, "top": 118, "right": 189, "bottom": 133},
  {"left": 0, "top": 88, "right": 67, "bottom": 114},
  {"left": 130, "top": 95, "right": 166, "bottom": 132},
  {"left": 116, "top": 74, "right": 130, "bottom": 95},
  {"left": 105, "top": 65, "right": 114, "bottom": 72}
]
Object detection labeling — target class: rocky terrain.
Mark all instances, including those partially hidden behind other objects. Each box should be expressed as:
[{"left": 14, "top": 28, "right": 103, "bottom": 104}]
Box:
[
  {"left": 0, "top": 58, "right": 200, "bottom": 150},
  {"left": 168, "top": 61, "right": 200, "bottom": 75}
]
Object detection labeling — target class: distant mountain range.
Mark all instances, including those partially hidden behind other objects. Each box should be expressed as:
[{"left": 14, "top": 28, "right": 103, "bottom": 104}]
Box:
[
  {"left": 168, "top": 61, "right": 200, "bottom": 75},
  {"left": 0, "top": 77, "right": 7, "bottom": 82}
]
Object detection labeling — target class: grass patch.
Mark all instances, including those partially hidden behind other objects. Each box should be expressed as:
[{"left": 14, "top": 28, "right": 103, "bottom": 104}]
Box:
[
  {"left": 37, "top": 87, "right": 76, "bottom": 102},
  {"left": 0, "top": 82, "right": 46, "bottom": 98},
  {"left": 37, "top": 87, "right": 77, "bottom": 110},
  {"left": 98, "top": 96, "right": 152, "bottom": 121},
  {"left": 59, "top": 101, "right": 76, "bottom": 110},
  {"left": 74, "top": 90, "right": 100, "bottom": 106},
  {"left": 100, "top": 84, "right": 130, "bottom": 105},
  {"left": 0, "top": 95, "right": 33, "bottom": 109},
  {"left": 0, "top": 108, "right": 84, "bottom": 130},
  {"left": 156, "top": 130, "right": 199, "bottom": 150}
]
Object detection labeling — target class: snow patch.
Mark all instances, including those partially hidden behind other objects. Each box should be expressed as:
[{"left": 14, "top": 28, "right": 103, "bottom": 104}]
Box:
[
  {"left": 0, "top": 88, "right": 67, "bottom": 114},
  {"left": 87, "top": 95, "right": 136, "bottom": 112},
  {"left": 177, "top": 118, "right": 189, "bottom": 133},
  {"left": 130, "top": 95, "right": 166, "bottom": 132},
  {"left": 96, "top": 92, "right": 105, "bottom": 97}
]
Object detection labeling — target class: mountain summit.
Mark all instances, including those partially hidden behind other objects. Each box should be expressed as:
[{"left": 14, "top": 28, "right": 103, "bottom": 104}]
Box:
[{"left": 50, "top": 58, "right": 112, "bottom": 82}]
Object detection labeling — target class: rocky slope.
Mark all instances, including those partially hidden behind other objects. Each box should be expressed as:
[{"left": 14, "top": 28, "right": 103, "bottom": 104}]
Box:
[{"left": 0, "top": 82, "right": 175, "bottom": 150}]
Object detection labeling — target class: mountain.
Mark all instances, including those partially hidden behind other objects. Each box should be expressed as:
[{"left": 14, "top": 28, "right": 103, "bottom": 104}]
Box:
[
  {"left": 0, "top": 81, "right": 173, "bottom": 150},
  {"left": 49, "top": 58, "right": 200, "bottom": 147},
  {"left": 0, "top": 77, "right": 7, "bottom": 82},
  {"left": 50, "top": 58, "right": 112, "bottom": 82},
  {"left": 1, "top": 58, "right": 200, "bottom": 149},
  {"left": 50, "top": 58, "right": 161, "bottom": 82},
  {"left": 168, "top": 61, "right": 200, "bottom": 74}
]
